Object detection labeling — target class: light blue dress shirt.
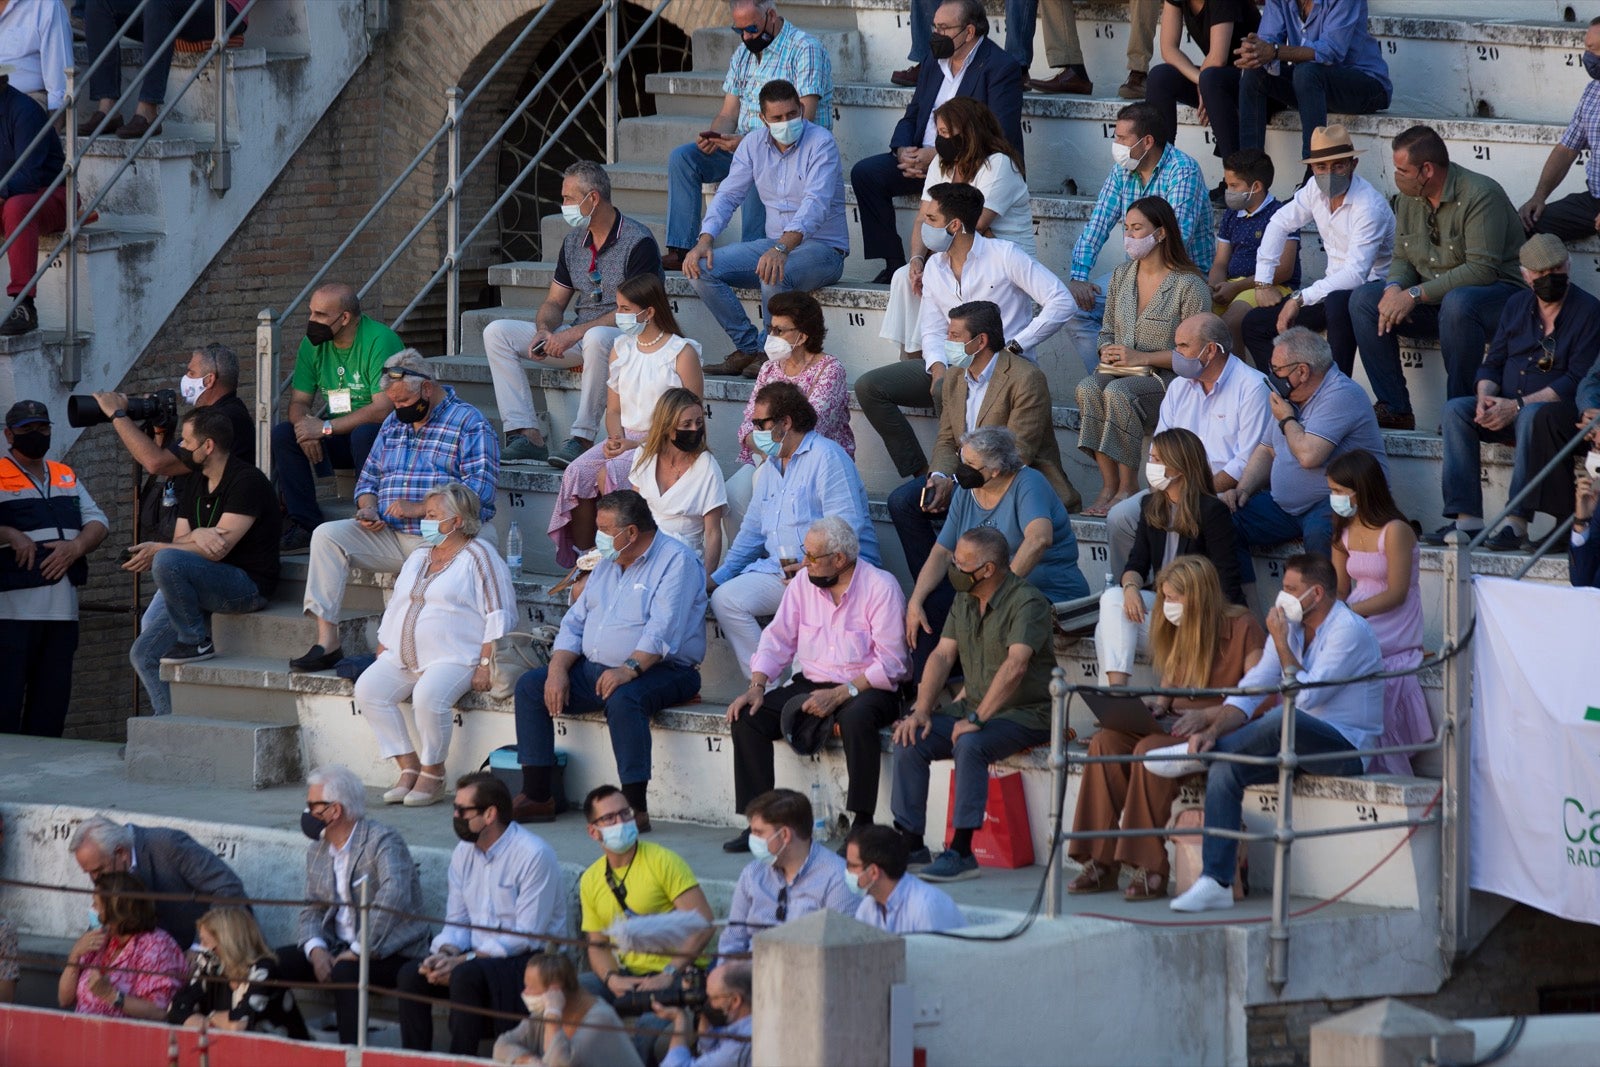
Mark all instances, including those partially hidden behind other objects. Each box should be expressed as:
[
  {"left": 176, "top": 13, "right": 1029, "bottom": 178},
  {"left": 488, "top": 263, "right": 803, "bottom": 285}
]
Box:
[
  {"left": 718, "top": 841, "right": 856, "bottom": 957},
  {"left": 853, "top": 874, "right": 967, "bottom": 934},
  {"left": 556, "top": 530, "right": 709, "bottom": 668},
  {"left": 661, "top": 1014, "right": 755, "bottom": 1067},
  {"left": 700, "top": 120, "right": 849, "bottom": 252},
  {"left": 430, "top": 822, "right": 567, "bottom": 957}
]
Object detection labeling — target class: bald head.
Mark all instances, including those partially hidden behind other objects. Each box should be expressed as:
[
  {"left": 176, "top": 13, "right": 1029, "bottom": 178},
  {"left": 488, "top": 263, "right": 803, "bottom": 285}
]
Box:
[{"left": 1173, "top": 312, "right": 1231, "bottom": 377}]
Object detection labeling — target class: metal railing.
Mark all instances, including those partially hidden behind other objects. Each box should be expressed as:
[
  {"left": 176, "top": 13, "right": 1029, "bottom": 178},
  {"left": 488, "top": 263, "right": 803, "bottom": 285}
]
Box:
[
  {"left": 0, "top": 0, "right": 249, "bottom": 384},
  {"left": 253, "top": 0, "right": 674, "bottom": 470}
]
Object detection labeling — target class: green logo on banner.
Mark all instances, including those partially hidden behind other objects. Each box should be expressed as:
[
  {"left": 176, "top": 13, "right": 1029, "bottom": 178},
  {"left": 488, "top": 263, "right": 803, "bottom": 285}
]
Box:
[{"left": 1586, "top": 708, "right": 1600, "bottom": 723}]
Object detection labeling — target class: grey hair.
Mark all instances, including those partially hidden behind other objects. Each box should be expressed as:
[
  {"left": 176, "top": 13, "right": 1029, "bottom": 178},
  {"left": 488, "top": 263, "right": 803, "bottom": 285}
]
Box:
[
  {"left": 958, "top": 525, "right": 1011, "bottom": 566},
  {"left": 563, "top": 160, "right": 612, "bottom": 202},
  {"left": 426, "top": 482, "right": 484, "bottom": 538},
  {"left": 194, "top": 342, "right": 240, "bottom": 390},
  {"left": 719, "top": 959, "right": 754, "bottom": 1001},
  {"left": 731, "top": 0, "right": 775, "bottom": 12},
  {"left": 307, "top": 764, "right": 367, "bottom": 820},
  {"left": 69, "top": 815, "right": 132, "bottom": 857},
  {"left": 807, "top": 515, "right": 859, "bottom": 563},
  {"left": 960, "top": 425, "right": 1023, "bottom": 475},
  {"left": 1192, "top": 313, "right": 1232, "bottom": 354},
  {"left": 1273, "top": 325, "right": 1334, "bottom": 373}
]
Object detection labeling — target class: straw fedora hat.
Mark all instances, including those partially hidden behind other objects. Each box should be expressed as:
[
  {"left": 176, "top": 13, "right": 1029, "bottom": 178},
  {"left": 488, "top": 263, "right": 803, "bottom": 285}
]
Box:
[{"left": 1300, "top": 124, "right": 1361, "bottom": 166}]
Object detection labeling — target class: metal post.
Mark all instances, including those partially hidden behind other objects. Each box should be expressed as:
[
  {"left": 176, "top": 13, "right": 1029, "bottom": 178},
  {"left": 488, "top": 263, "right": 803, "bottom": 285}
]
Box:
[
  {"left": 445, "top": 86, "right": 462, "bottom": 357},
  {"left": 1439, "top": 531, "right": 1473, "bottom": 963},
  {"left": 255, "top": 309, "right": 278, "bottom": 474},
  {"left": 210, "top": 0, "right": 231, "bottom": 192},
  {"left": 1266, "top": 679, "right": 1298, "bottom": 996},
  {"left": 357, "top": 875, "right": 372, "bottom": 1050},
  {"left": 1046, "top": 666, "right": 1068, "bottom": 919},
  {"left": 62, "top": 66, "right": 80, "bottom": 385},
  {"left": 604, "top": 0, "right": 619, "bottom": 164}
]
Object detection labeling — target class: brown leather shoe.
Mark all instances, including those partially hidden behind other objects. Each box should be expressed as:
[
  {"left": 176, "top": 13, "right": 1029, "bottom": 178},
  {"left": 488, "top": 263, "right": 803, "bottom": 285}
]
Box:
[
  {"left": 703, "top": 350, "right": 761, "bottom": 376},
  {"left": 1372, "top": 401, "right": 1416, "bottom": 431},
  {"left": 1029, "top": 68, "right": 1093, "bottom": 95},
  {"left": 741, "top": 355, "right": 768, "bottom": 379},
  {"left": 77, "top": 110, "right": 122, "bottom": 138},
  {"left": 890, "top": 64, "right": 921, "bottom": 87},
  {"left": 1116, "top": 70, "right": 1148, "bottom": 100},
  {"left": 661, "top": 248, "right": 685, "bottom": 272},
  {"left": 635, "top": 811, "right": 653, "bottom": 834},
  {"left": 511, "top": 793, "right": 557, "bottom": 823}
]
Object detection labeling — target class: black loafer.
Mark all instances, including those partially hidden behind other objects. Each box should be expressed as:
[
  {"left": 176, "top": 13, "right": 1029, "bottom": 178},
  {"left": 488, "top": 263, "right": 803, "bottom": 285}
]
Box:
[
  {"left": 722, "top": 829, "right": 750, "bottom": 853},
  {"left": 289, "top": 644, "right": 343, "bottom": 672}
]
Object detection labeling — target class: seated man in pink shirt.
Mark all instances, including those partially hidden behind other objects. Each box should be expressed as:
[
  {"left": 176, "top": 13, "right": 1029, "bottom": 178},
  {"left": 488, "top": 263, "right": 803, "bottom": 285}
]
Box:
[{"left": 721, "top": 515, "right": 910, "bottom": 854}]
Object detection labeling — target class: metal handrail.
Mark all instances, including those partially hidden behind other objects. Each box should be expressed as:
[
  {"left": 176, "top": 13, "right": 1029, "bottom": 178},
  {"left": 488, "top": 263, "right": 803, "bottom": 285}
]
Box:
[{"left": 1466, "top": 409, "right": 1600, "bottom": 559}]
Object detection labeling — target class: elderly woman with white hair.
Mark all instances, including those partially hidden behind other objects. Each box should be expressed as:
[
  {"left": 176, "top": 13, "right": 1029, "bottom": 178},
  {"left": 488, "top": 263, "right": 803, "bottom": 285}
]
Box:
[{"left": 354, "top": 482, "right": 517, "bottom": 807}]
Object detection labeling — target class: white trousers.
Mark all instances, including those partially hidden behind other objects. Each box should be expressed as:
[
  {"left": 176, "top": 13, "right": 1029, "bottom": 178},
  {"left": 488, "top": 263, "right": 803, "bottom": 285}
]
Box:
[
  {"left": 877, "top": 263, "right": 923, "bottom": 352},
  {"left": 354, "top": 651, "right": 477, "bottom": 765},
  {"left": 709, "top": 569, "right": 787, "bottom": 680},
  {"left": 482, "top": 318, "right": 622, "bottom": 443},
  {"left": 1095, "top": 587, "right": 1156, "bottom": 680}
]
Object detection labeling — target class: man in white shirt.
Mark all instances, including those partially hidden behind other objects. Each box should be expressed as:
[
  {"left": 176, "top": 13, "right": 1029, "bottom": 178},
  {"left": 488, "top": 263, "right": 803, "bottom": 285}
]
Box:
[
  {"left": 1166, "top": 553, "right": 1381, "bottom": 913},
  {"left": 1104, "top": 313, "right": 1274, "bottom": 574},
  {"left": 856, "top": 182, "right": 1076, "bottom": 486},
  {"left": 396, "top": 772, "right": 567, "bottom": 1054},
  {"left": 1242, "top": 124, "right": 1395, "bottom": 376},
  {"left": 846, "top": 825, "right": 966, "bottom": 934},
  {"left": 0, "top": 0, "right": 70, "bottom": 111}
]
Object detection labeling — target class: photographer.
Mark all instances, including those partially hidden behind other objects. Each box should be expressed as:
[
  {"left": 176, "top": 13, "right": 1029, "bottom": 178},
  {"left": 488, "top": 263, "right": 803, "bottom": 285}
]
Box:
[
  {"left": 655, "top": 962, "right": 753, "bottom": 1067},
  {"left": 90, "top": 342, "right": 254, "bottom": 477},
  {"left": 494, "top": 952, "right": 641, "bottom": 1066},
  {"left": 0, "top": 400, "right": 108, "bottom": 738}
]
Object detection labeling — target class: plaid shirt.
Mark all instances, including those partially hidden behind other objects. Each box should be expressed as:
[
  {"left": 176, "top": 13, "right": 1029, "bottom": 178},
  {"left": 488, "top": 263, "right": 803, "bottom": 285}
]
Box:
[
  {"left": 722, "top": 18, "right": 832, "bottom": 134},
  {"left": 355, "top": 385, "right": 499, "bottom": 534},
  {"left": 1070, "top": 145, "right": 1215, "bottom": 281},
  {"left": 1560, "top": 79, "right": 1600, "bottom": 197}
]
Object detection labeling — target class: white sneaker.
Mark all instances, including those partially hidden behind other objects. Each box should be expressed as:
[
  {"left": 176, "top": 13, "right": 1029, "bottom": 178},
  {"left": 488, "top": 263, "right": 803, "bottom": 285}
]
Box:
[
  {"left": 1144, "top": 741, "right": 1206, "bottom": 778},
  {"left": 1170, "top": 874, "right": 1236, "bottom": 913}
]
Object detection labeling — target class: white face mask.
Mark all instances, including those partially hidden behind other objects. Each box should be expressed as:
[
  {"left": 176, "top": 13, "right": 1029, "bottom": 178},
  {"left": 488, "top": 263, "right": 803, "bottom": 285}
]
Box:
[
  {"left": 943, "top": 336, "right": 978, "bottom": 370},
  {"left": 1329, "top": 492, "right": 1357, "bottom": 518},
  {"left": 767, "top": 117, "right": 804, "bottom": 146},
  {"left": 179, "top": 374, "right": 207, "bottom": 405},
  {"left": 1111, "top": 139, "right": 1147, "bottom": 173},
  {"left": 921, "top": 220, "right": 957, "bottom": 255},
  {"left": 764, "top": 333, "right": 793, "bottom": 360},
  {"left": 1275, "top": 588, "right": 1311, "bottom": 625},
  {"left": 521, "top": 992, "right": 546, "bottom": 1015},
  {"left": 1124, "top": 231, "right": 1160, "bottom": 260},
  {"left": 615, "top": 312, "right": 647, "bottom": 337},
  {"left": 1145, "top": 462, "right": 1173, "bottom": 491},
  {"left": 1586, "top": 450, "right": 1600, "bottom": 479},
  {"left": 1161, "top": 600, "right": 1184, "bottom": 625},
  {"left": 560, "top": 191, "right": 593, "bottom": 228}
]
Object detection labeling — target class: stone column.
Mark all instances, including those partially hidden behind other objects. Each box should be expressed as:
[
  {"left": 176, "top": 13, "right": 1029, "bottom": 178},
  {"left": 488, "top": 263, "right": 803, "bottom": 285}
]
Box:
[
  {"left": 751, "top": 909, "right": 906, "bottom": 1067},
  {"left": 1310, "top": 998, "right": 1474, "bottom": 1067}
]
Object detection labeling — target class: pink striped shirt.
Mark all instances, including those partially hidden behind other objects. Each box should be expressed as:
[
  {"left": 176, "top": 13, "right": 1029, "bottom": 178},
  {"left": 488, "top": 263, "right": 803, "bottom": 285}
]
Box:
[{"left": 749, "top": 559, "right": 910, "bottom": 691}]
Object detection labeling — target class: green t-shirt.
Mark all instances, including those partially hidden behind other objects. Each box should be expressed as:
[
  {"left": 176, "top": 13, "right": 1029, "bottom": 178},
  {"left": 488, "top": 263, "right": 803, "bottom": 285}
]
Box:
[
  {"left": 579, "top": 840, "right": 700, "bottom": 975},
  {"left": 290, "top": 315, "right": 404, "bottom": 415}
]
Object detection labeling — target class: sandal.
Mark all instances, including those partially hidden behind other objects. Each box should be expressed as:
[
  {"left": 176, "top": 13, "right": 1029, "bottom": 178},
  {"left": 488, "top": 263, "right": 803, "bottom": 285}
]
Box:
[
  {"left": 382, "top": 768, "right": 420, "bottom": 804},
  {"left": 1082, "top": 500, "right": 1113, "bottom": 518},
  {"left": 1067, "top": 860, "right": 1117, "bottom": 894},
  {"left": 402, "top": 770, "right": 447, "bottom": 807},
  {"left": 1124, "top": 868, "right": 1167, "bottom": 902}
]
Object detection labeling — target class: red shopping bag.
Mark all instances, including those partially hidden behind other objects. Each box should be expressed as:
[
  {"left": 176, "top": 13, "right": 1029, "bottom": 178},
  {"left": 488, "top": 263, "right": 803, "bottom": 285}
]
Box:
[{"left": 944, "top": 768, "right": 1034, "bottom": 868}]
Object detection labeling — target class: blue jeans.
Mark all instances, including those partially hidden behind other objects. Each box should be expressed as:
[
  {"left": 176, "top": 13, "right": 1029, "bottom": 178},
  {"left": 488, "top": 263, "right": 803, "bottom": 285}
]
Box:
[
  {"left": 665, "top": 144, "right": 767, "bottom": 250},
  {"left": 130, "top": 552, "right": 268, "bottom": 717},
  {"left": 514, "top": 655, "right": 700, "bottom": 787},
  {"left": 271, "top": 419, "right": 381, "bottom": 531},
  {"left": 1440, "top": 394, "right": 1579, "bottom": 522},
  {"left": 909, "top": 0, "right": 1036, "bottom": 67},
  {"left": 1201, "top": 707, "right": 1363, "bottom": 884},
  {"left": 1232, "top": 490, "right": 1334, "bottom": 560},
  {"left": 1349, "top": 278, "right": 1522, "bottom": 417},
  {"left": 1238, "top": 62, "right": 1390, "bottom": 160},
  {"left": 891, "top": 712, "right": 1048, "bottom": 835},
  {"left": 688, "top": 238, "right": 844, "bottom": 353},
  {"left": 1062, "top": 271, "right": 1113, "bottom": 375}
]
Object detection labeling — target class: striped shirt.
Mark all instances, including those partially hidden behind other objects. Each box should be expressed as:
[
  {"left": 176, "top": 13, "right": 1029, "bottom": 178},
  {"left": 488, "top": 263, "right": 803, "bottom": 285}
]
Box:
[
  {"left": 1559, "top": 78, "right": 1600, "bottom": 197},
  {"left": 1070, "top": 145, "right": 1215, "bottom": 282},
  {"left": 722, "top": 18, "right": 833, "bottom": 134},
  {"left": 354, "top": 386, "right": 499, "bottom": 534}
]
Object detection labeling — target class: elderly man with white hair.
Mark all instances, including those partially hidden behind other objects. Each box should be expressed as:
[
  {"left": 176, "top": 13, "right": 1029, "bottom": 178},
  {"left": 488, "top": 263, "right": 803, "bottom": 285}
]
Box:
[
  {"left": 353, "top": 481, "right": 518, "bottom": 808},
  {"left": 721, "top": 515, "right": 910, "bottom": 854},
  {"left": 69, "top": 815, "right": 245, "bottom": 949},
  {"left": 273, "top": 764, "right": 431, "bottom": 1045}
]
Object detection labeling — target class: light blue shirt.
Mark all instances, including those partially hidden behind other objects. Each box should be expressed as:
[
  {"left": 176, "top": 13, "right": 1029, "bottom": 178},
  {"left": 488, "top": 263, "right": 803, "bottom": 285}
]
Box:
[
  {"left": 853, "top": 874, "right": 967, "bottom": 935},
  {"left": 719, "top": 841, "right": 856, "bottom": 957},
  {"left": 557, "top": 530, "right": 708, "bottom": 668},
  {"left": 1258, "top": 0, "right": 1392, "bottom": 96},
  {"left": 661, "top": 1014, "right": 754, "bottom": 1067},
  {"left": 700, "top": 121, "right": 849, "bottom": 252},
  {"left": 430, "top": 822, "right": 567, "bottom": 957},
  {"left": 1154, "top": 355, "right": 1274, "bottom": 485},
  {"left": 1225, "top": 600, "right": 1384, "bottom": 761},
  {"left": 712, "top": 432, "right": 880, "bottom": 585}
]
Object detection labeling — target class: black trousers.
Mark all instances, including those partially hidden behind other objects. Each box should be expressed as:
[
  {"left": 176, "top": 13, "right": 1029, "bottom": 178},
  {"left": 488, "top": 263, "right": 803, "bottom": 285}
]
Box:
[
  {"left": 1534, "top": 190, "right": 1600, "bottom": 242},
  {"left": 395, "top": 950, "right": 532, "bottom": 1055},
  {"left": 273, "top": 943, "right": 412, "bottom": 1045},
  {"left": 731, "top": 675, "right": 901, "bottom": 816},
  {"left": 1242, "top": 289, "right": 1357, "bottom": 376},
  {"left": 850, "top": 152, "right": 924, "bottom": 266},
  {"left": 0, "top": 618, "right": 78, "bottom": 737}
]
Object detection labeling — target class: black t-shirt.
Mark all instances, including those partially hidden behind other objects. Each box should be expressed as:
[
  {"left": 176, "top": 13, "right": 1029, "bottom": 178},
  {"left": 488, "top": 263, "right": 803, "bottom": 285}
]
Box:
[
  {"left": 1164, "top": 0, "right": 1260, "bottom": 55},
  {"left": 207, "top": 393, "right": 256, "bottom": 464},
  {"left": 176, "top": 455, "right": 281, "bottom": 596}
]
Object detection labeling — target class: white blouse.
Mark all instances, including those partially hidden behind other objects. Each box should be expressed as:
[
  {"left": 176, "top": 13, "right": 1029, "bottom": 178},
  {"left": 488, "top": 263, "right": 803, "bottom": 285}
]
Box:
[
  {"left": 628, "top": 449, "right": 728, "bottom": 563},
  {"left": 608, "top": 333, "right": 703, "bottom": 433},
  {"left": 921, "top": 152, "right": 1035, "bottom": 257},
  {"left": 377, "top": 538, "right": 517, "bottom": 670}
]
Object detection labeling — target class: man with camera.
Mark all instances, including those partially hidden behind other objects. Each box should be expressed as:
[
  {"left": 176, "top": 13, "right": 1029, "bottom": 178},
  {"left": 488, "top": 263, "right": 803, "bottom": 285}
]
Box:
[
  {"left": 654, "top": 961, "right": 754, "bottom": 1067},
  {"left": 0, "top": 399, "right": 108, "bottom": 737},
  {"left": 123, "top": 407, "right": 280, "bottom": 716},
  {"left": 89, "top": 342, "right": 254, "bottom": 475}
]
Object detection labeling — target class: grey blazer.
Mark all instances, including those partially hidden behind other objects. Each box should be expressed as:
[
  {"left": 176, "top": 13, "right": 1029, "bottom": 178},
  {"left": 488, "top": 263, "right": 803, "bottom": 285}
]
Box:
[
  {"left": 129, "top": 824, "right": 247, "bottom": 948},
  {"left": 296, "top": 818, "right": 430, "bottom": 960}
]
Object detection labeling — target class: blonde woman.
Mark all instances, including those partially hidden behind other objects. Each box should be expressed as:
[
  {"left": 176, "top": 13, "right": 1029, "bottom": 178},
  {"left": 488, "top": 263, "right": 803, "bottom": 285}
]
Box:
[
  {"left": 173, "top": 907, "right": 308, "bottom": 1038},
  {"left": 1069, "top": 556, "right": 1264, "bottom": 901},
  {"left": 618, "top": 387, "right": 727, "bottom": 567}
]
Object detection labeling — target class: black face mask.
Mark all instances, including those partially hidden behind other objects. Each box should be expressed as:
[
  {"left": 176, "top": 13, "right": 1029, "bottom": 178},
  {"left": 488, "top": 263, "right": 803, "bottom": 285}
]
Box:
[
  {"left": 452, "top": 816, "right": 481, "bottom": 843},
  {"left": 807, "top": 569, "right": 840, "bottom": 589},
  {"left": 701, "top": 1005, "right": 730, "bottom": 1029},
  {"left": 305, "top": 319, "right": 338, "bottom": 346},
  {"left": 672, "top": 427, "right": 705, "bottom": 453},
  {"left": 300, "top": 810, "right": 325, "bottom": 841},
  {"left": 741, "top": 19, "right": 774, "bottom": 55},
  {"left": 928, "top": 32, "right": 958, "bottom": 60},
  {"left": 11, "top": 431, "right": 49, "bottom": 460},
  {"left": 934, "top": 134, "right": 960, "bottom": 163},
  {"left": 1270, "top": 371, "right": 1295, "bottom": 402},
  {"left": 953, "top": 463, "right": 986, "bottom": 490},
  {"left": 394, "top": 395, "right": 432, "bottom": 424},
  {"left": 180, "top": 444, "right": 208, "bottom": 472},
  {"left": 947, "top": 562, "right": 986, "bottom": 593},
  {"left": 1532, "top": 272, "right": 1570, "bottom": 304}
]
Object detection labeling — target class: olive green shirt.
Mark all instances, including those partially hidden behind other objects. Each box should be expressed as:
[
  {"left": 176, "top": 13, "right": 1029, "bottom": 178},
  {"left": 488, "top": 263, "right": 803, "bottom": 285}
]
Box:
[
  {"left": 1386, "top": 162, "right": 1525, "bottom": 304},
  {"left": 941, "top": 571, "right": 1056, "bottom": 732}
]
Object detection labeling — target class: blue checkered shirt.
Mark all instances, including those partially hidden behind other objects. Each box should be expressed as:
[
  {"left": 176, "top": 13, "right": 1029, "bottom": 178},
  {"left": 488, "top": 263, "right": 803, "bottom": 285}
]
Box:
[
  {"left": 1070, "top": 145, "right": 1216, "bottom": 281},
  {"left": 1560, "top": 79, "right": 1600, "bottom": 197},
  {"left": 722, "top": 19, "right": 833, "bottom": 134},
  {"left": 354, "top": 385, "right": 499, "bottom": 534}
]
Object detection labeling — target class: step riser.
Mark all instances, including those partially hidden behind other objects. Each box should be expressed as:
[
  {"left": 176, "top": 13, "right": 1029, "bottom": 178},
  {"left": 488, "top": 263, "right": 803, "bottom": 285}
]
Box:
[
  {"left": 125, "top": 715, "right": 302, "bottom": 789},
  {"left": 210, "top": 608, "right": 378, "bottom": 662},
  {"left": 689, "top": 26, "right": 867, "bottom": 82},
  {"left": 167, "top": 681, "right": 305, "bottom": 724}
]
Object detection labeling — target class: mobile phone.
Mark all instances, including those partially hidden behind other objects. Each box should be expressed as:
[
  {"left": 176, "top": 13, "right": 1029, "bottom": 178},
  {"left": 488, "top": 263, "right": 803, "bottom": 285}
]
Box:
[
  {"left": 528, "top": 337, "right": 547, "bottom": 358},
  {"left": 118, "top": 547, "right": 135, "bottom": 564},
  {"left": 920, "top": 482, "right": 938, "bottom": 510},
  {"left": 698, "top": 130, "right": 722, "bottom": 141}
]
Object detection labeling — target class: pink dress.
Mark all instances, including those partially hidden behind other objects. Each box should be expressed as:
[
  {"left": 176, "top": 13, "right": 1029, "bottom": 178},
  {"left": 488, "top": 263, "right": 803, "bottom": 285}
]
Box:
[
  {"left": 73, "top": 928, "right": 185, "bottom": 1017},
  {"left": 1343, "top": 524, "right": 1433, "bottom": 775},
  {"left": 735, "top": 352, "right": 853, "bottom": 465}
]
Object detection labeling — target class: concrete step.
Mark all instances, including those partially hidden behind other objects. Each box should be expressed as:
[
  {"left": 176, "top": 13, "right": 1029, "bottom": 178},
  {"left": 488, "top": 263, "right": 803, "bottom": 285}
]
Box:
[
  {"left": 160, "top": 653, "right": 347, "bottom": 724},
  {"left": 210, "top": 601, "right": 379, "bottom": 661},
  {"left": 125, "top": 713, "right": 302, "bottom": 789},
  {"left": 274, "top": 556, "right": 394, "bottom": 615},
  {"left": 688, "top": 25, "right": 866, "bottom": 82}
]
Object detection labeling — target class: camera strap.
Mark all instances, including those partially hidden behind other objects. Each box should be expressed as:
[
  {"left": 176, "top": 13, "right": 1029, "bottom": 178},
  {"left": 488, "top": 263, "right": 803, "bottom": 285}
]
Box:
[{"left": 603, "top": 864, "right": 637, "bottom": 917}]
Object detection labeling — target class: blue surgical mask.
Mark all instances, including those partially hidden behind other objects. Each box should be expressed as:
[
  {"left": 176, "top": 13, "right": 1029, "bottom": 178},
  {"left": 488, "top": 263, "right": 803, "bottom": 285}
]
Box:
[
  {"left": 595, "top": 528, "right": 622, "bottom": 561},
  {"left": 419, "top": 518, "right": 449, "bottom": 546},
  {"left": 1584, "top": 51, "right": 1600, "bottom": 79},
  {"left": 1170, "top": 346, "right": 1207, "bottom": 380},
  {"left": 752, "top": 429, "right": 781, "bottom": 457},
  {"left": 748, "top": 829, "right": 780, "bottom": 866},
  {"left": 560, "top": 192, "right": 592, "bottom": 228},
  {"left": 943, "top": 336, "right": 977, "bottom": 369},
  {"left": 87, "top": 906, "right": 101, "bottom": 930},
  {"left": 1329, "top": 493, "right": 1357, "bottom": 518},
  {"left": 616, "top": 312, "right": 646, "bottom": 337},
  {"left": 767, "top": 117, "right": 803, "bottom": 146},
  {"left": 845, "top": 869, "right": 870, "bottom": 897},
  {"left": 601, "top": 819, "right": 639, "bottom": 853},
  {"left": 920, "top": 221, "right": 957, "bottom": 255}
]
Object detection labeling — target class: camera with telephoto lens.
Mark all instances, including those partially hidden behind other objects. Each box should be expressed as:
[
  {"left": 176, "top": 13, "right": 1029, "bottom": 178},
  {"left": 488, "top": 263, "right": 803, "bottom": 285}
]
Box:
[
  {"left": 66, "top": 389, "right": 179, "bottom": 430},
  {"left": 612, "top": 965, "right": 708, "bottom": 1016}
]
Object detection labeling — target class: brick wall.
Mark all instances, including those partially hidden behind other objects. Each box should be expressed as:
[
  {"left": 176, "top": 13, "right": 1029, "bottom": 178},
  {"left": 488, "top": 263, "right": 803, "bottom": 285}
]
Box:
[{"left": 1247, "top": 904, "right": 1600, "bottom": 1065}]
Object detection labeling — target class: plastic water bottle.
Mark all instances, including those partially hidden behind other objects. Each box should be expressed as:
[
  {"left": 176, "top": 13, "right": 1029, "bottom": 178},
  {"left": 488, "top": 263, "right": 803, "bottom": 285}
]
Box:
[
  {"left": 810, "top": 781, "right": 830, "bottom": 841},
  {"left": 161, "top": 478, "right": 178, "bottom": 511},
  {"left": 1104, "top": 570, "right": 1114, "bottom": 594},
  {"left": 505, "top": 522, "right": 523, "bottom": 571}
]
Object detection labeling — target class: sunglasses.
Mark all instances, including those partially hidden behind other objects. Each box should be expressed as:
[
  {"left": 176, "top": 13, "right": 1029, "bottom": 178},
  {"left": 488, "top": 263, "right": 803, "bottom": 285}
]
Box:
[
  {"left": 585, "top": 248, "right": 603, "bottom": 304},
  {"left": 775, "top": 884, "right": 788, "bottom": 923},
  {"left": 383, "top": 367, "right": 432, "bottom": 383},
  {"left": 1537, "top": 335, "right": 1556, "bottom": 373},
  {"left": 452, "top": 804, "right": 483, "bottom": 818},
  {"left": 751, "top": 416, "right": 777, "bottom": 430},
  {"left": 1426, "top": 208, "right": 1440, "bottom": 246}
]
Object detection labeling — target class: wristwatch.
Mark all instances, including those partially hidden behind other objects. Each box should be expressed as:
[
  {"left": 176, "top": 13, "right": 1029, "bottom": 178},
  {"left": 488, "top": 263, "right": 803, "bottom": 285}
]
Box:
[
  {"left": 112, "top": 409, "right": 127, "bottom": 420},
  {"left": 321, "top": 420, "right": 334, "bottom": 436},
  {"left": 966, "top": 711, "right": 981, "bottom": 726},
  {"left": 114, "top": 991, "right": 126, "bottom": 1011},
  {"left": 478, "top": 655, "right": 491, "bottom": 668},
  {"left": 1005, "top": 340, "right": 1024, "bottom": 356},
  {"left": 1408, "top": 285, "right": 1423, "bottom": 302},
  {"left": 771, "top": 243, "right": 790, "bottom": 256},
  {"left": 846, "top": 681, "right": 860, "bottom": 698},
  {"left": 623, "top": 656, "right": 645, "bottom": 676}
]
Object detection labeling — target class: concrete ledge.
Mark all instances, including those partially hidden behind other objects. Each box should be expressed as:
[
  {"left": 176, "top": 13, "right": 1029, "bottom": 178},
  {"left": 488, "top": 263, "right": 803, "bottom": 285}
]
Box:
[{"left": 125, "top": 715, "right": 303, "bottom": 790}]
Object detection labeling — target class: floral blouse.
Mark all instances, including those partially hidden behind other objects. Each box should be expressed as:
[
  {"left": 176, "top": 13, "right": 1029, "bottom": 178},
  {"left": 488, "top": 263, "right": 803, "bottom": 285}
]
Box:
[
  {"left": 74, "top": 928, "right": 185, "bottom": 1017},
  {"left": 735, "top": 352, "right": 854, "bottom": 464}
]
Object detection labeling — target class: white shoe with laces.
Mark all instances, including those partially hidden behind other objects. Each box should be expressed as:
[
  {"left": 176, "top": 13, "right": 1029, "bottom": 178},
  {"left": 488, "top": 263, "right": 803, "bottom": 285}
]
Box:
[
  {"left": 1170, "top": 874, "right": 1236, "bottom": 913},
  {"left": 1144, "top": 741, "right": 1207, "bottom": 778}
]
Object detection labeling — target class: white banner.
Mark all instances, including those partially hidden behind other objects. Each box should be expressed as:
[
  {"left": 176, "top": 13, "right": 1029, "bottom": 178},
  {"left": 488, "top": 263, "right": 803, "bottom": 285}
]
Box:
[{"left": 1471, "top": 576, "right": 1600, "bottom": 924}]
